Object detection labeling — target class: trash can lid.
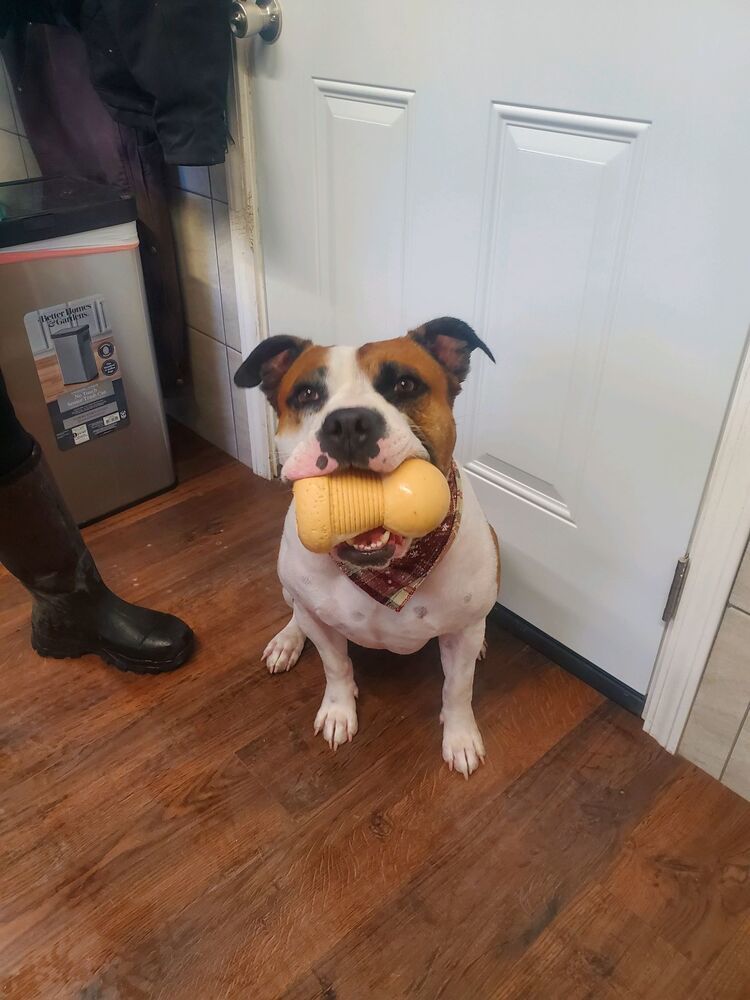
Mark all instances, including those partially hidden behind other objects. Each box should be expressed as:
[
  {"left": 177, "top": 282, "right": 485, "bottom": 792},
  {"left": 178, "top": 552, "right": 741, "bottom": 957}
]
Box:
[
  {"left": 0, "top": 176, "right": 136, "bottom": 249},
  {"left": 50, "top": 325, "right": 91, "bottom": 339}
]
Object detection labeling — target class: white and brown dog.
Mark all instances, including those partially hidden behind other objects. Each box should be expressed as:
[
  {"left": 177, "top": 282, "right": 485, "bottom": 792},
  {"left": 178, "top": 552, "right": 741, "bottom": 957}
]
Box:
[{"left": 235, "top": 318, "right": 500, "bottom": 777}]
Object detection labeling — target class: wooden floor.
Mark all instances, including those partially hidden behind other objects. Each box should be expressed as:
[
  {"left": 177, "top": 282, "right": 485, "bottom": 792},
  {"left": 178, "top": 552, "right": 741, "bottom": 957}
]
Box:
[{"left": 1, "top": 426, "right": 749, "bottom": 999}]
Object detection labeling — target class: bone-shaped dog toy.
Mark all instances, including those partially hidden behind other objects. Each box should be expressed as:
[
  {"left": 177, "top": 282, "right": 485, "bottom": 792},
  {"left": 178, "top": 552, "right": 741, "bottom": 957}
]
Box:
[{"left": 293, "top": 458, "right": 450, "bottom": 554}]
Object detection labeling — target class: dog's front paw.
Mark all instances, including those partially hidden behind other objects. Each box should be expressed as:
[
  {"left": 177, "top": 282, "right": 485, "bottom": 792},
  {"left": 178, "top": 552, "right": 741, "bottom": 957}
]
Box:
[
  {"left": 441, "top": 712, "right": 486, "bottom": 779},
  {"left": 314, "top": 685, "right": 359, "bottom": 750},
  {"left": 263, "top": 620, "right": 305, "bottom": 674}
]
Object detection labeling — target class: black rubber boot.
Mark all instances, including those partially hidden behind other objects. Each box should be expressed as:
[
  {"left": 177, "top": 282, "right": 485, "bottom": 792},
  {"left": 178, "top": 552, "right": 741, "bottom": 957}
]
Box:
[{"left": 0, "top": 442, "right": 194, "bottom": 674}]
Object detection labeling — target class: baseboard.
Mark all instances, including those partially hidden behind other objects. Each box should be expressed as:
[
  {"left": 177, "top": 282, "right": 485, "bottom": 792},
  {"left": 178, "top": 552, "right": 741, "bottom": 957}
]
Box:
[
  {"left": 78, "top": 477, "right": 178, "bottom": 529},
  {"left": 490, "top": 604, "right": 646, "bottom": 716}
]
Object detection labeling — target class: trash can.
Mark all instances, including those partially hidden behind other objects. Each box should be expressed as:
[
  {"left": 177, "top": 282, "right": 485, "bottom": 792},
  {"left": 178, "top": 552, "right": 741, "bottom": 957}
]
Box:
[
  {"left": 51, "top": 324, "right": 100, "bottom": 385},
  {"left": 0, "top": 176, "right": 175, "bottom": 524}
]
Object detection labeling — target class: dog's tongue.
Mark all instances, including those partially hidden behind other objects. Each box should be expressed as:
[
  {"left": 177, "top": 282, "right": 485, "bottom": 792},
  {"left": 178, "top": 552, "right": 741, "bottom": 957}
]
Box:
[{"left": 350, "top": 526, "right": 389, "bottom": 547}]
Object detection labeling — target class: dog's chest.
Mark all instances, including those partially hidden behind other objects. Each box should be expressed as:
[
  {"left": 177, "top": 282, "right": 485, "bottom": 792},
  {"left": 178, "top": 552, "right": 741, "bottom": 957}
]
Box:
[
  {"left": 289, "top": 566, "right": 464, "bottom": 652},
  {"left": 278, "top": 477, "right": 497, "bottom": 652}
]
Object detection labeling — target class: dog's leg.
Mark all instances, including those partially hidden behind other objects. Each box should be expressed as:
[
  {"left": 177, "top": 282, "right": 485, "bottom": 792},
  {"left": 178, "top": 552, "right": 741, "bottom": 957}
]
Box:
[
  {"left": 294, "top": 603, "right": 358, "bottom": 750},
  {"left": 439, "top": 620, "right": 486, "bottom": 778},
  {"left": 262, "top": 614, "right": 306, "bottom": 674}
]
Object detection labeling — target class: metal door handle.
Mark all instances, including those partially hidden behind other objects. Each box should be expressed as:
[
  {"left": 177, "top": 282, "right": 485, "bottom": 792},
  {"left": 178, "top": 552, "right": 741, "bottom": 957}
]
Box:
[{"left": 230, "top": 0, "right": 282, "bottom": 42}]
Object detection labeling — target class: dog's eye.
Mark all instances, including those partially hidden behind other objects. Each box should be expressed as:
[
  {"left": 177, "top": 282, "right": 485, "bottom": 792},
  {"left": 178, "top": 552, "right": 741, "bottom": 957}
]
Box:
[
  {"left": 395, "top": 376, "right": 417, "bottom": 395},
  {"left": 294, "top": 385, "right": 320, "bottom": 405}
]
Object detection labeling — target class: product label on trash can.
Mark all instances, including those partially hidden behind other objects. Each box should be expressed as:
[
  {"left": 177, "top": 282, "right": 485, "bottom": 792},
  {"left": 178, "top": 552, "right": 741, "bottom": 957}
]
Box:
[{"left": 24, "top": 295, "right": 130, "bottom": 451}]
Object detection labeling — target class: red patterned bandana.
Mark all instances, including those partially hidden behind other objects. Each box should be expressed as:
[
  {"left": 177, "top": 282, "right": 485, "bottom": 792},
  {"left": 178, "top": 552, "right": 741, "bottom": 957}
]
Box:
[{"left": 331, "top": 462, "right": 462, "bottom": 612}]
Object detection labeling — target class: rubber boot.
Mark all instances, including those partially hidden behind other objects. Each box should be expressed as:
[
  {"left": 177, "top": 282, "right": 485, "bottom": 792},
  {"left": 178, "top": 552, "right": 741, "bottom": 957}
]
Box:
[{"left": 0, "top": 442, "right": 194, "bottom": 673}]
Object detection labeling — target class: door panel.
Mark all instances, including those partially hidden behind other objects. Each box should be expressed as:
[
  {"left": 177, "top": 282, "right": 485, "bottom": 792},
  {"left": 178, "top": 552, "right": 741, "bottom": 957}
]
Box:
[
  {"left": 313, "top": 81, "right": 414, "bottom": 345},
  {"left": 465, "top": 106, "right": 649, "bottom": 525}
]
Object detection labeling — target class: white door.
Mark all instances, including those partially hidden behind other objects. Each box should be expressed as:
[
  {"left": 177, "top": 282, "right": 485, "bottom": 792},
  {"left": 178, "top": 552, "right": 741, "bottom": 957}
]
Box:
[{"left": 245, "top": 1, "right": 750, "bottom": 695}]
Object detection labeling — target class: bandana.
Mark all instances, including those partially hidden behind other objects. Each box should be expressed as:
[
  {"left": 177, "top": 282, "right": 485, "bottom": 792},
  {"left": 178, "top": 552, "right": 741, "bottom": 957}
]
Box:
[{"left": 331, "top": 462, "right": 462, "bottom": 612}]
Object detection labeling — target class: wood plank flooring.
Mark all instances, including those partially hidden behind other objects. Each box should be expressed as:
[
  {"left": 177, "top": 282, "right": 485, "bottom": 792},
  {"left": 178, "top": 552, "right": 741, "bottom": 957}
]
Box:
[{"left": 1, "top": 426, "right": 749, "bottom": 999}]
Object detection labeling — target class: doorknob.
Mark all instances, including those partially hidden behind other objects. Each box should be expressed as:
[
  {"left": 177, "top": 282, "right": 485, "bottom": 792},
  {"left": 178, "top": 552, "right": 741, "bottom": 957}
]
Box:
[{"left": 230, "top": 0, "right": 282, "bottom": 42}]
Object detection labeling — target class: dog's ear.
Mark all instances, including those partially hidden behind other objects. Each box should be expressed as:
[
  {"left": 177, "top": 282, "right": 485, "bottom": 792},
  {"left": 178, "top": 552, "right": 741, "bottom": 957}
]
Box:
[
  {"left": 234, "top": 335, "right": 311, "bottom": 411},
  {"left": 409, "top": 317, "right": 494, "bottom": 390}
]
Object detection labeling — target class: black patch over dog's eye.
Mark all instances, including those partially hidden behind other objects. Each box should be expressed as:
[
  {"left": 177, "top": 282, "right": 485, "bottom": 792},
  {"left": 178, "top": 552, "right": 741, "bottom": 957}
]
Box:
[
  {"left": 287, "top": 371, "right": 328, "bottom": 412},
  {"left": 374, "top": 363, "right": 427, "bottom": 406}
]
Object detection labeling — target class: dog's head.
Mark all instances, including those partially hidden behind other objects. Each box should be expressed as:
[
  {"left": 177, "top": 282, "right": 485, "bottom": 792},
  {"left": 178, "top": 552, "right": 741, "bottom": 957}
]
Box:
[{"left": 235, "top": 317, "right": 493, "bottom": 567}]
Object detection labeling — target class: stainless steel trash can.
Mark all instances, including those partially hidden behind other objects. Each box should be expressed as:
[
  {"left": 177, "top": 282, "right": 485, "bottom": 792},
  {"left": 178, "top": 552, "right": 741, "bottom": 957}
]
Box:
[{"left": 0, "top": 177, "right": 175, "bottom": 524}]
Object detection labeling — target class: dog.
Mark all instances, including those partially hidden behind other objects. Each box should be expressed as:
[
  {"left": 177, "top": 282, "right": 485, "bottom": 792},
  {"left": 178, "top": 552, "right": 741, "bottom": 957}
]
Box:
[{"left": 234, "top": 317, "right": 500, "bottom": 778}]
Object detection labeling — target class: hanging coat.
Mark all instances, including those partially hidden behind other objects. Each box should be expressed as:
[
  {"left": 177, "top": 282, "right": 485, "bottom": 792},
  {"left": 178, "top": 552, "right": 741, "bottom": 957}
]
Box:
[{"left": 2, "top": 0, "right": 232, "bottom": 165}]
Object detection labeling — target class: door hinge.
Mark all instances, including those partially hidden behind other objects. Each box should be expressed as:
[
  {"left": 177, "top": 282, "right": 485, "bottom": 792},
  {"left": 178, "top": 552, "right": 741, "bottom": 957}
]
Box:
[{"left": 662, "top": 555, "right": 690, "bottom": 623}]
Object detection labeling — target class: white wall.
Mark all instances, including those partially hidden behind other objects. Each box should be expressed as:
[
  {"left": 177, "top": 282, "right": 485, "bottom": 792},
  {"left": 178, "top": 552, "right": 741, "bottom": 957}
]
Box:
[
  {"left": 0, "top": 56, "right": 39, "bottom": 182},
  {"left": 167, "top": 164, "right": 253, "bottom": 470}
]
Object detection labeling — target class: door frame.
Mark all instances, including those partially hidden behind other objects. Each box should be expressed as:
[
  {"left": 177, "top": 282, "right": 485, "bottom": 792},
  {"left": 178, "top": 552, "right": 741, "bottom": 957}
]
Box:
[
  {"left": 227, "top": 40, "right": 750, "bottom": 750},
  {"left": 644, "top": 333, "right": 750, "bottom": 751},
  {"left": 225, "top": 38, "right": 276, "bottom": 479}
]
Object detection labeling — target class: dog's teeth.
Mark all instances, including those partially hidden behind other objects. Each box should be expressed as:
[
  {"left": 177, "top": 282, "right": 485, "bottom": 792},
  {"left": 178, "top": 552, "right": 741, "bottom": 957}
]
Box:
[{"left": 352, "top": 530, "right": 391, "bottom": 552}]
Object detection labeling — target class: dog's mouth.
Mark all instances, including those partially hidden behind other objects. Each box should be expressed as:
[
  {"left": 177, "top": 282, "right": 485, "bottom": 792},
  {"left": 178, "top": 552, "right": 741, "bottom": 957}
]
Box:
[{"left": 334, "top": 526, "right": 411, "bottom": 568}]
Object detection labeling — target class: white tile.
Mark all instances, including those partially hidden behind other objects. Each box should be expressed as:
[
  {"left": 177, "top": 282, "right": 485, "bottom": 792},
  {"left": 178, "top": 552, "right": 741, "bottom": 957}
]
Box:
[
  {"left": 730, "top": 541, "right": 750, "bottom": 615},
  {"left": 212, "top": 199, "right": 241, "bottom": 351},
  {"left": 723, "top": 712, "right": 750, "bottom": 802},
  {"left": 20, "top": 137, "right": 40, "bottom": 178},
  {"left": 679, "top": 607, "right": 750, "bottom": 778},
  {"left": 0, "top": 60, "right": 17, "bottom": 134},
  {"left": 169, "top": 190, "right": 224, "bottom": 342},
  {"left": 171, "top": 164, "right": 211, "bottom": 198},
  {"left": 168, "top": 328, "right": 237, "bottom": 457},
  {"left": 0, "top": 129, "right": 26, "bottom": 183},
  {"left": 210, "top": 162, "right": 228, "bottom": 203},
  {"left": 228, "top": 347, "right": 253, "bottom": 469}
]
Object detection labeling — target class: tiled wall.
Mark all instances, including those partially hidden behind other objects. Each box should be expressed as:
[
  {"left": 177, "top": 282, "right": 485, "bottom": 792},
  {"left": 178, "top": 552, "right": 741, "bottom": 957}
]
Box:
[
  {"left": 0, "top": 56, "right": 40, "bottom": 181},
  {"left": 680, "top": 538, "right": 750, "bottom": 801},
  {"left": 167, "top": 165, "right": 253, "bottom": 469}
]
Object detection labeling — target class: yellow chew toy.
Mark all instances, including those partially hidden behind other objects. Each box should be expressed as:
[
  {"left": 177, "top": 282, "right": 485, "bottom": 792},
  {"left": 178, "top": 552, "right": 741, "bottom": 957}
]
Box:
[{"left": 293, "top": 458, "right": 450, "bottom": 554}]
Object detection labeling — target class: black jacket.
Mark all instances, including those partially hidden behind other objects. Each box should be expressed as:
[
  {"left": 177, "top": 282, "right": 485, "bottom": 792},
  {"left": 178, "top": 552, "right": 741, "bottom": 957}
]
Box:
[{"left": 3, "top": 0, "right": 231, "bottom": 165}]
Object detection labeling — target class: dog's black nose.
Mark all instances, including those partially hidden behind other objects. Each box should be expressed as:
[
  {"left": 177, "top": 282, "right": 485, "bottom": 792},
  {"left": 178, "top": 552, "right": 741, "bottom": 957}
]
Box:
[{"left": 318, "top": 407, "right": 385, "bottom": 466}]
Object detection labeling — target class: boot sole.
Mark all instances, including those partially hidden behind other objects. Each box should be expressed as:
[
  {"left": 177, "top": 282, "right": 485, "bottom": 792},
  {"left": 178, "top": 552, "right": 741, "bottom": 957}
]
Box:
[{"left": 31, "top": 633, "right": 195, "bottom": 675}]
